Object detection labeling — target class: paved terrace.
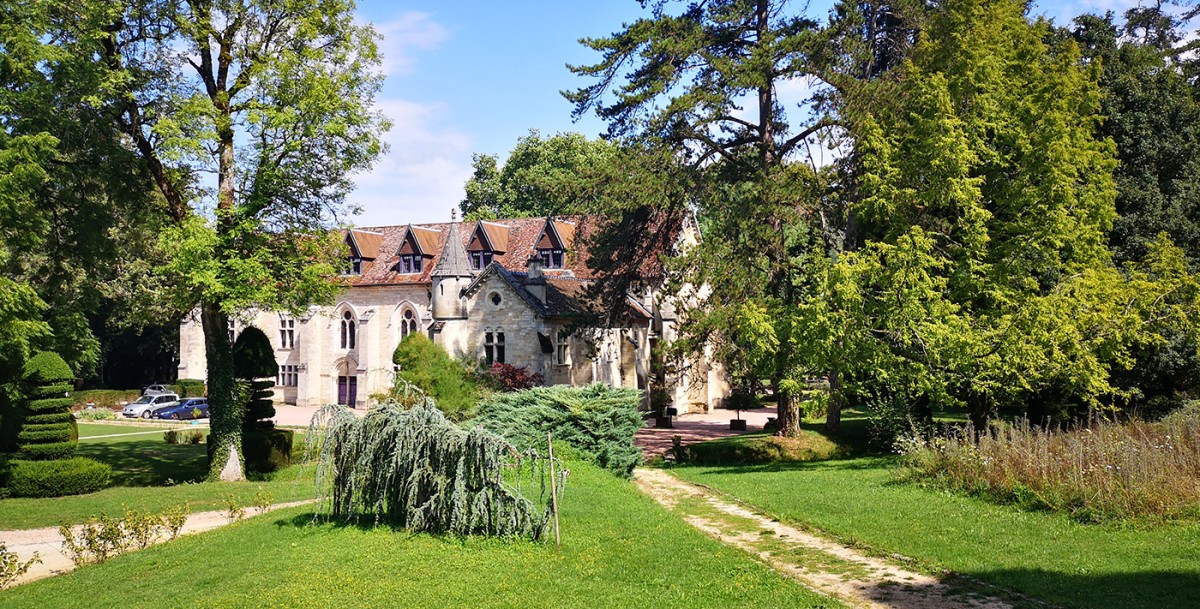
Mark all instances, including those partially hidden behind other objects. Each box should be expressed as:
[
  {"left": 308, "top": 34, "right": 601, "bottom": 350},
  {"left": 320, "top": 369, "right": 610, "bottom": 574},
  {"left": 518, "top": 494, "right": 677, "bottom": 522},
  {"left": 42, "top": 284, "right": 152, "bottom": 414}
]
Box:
[{"left": 633, "top": 407, "right": 776, "bottom": 460}]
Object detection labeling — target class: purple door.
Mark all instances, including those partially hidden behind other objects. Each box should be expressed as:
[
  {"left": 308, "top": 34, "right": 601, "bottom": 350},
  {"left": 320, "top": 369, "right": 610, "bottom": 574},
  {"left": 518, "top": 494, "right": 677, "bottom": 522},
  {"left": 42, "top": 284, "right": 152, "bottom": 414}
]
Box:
[{"left": 337, "top": 376, "right": 357, "bottom": 406}]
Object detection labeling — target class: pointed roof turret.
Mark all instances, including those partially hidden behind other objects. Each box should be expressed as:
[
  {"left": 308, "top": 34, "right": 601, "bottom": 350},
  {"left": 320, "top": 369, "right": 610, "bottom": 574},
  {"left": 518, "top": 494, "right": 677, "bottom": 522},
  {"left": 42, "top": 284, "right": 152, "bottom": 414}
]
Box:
[{"left": 431, "top": 220, "right": 473, "bottom": 278}]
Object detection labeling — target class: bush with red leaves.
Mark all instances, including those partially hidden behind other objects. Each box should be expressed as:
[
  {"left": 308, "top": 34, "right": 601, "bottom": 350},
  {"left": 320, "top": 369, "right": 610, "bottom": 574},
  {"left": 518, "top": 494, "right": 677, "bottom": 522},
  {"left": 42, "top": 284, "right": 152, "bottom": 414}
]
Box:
[{"left": 486, "top": 363, "right": 544, "bottom": 391}]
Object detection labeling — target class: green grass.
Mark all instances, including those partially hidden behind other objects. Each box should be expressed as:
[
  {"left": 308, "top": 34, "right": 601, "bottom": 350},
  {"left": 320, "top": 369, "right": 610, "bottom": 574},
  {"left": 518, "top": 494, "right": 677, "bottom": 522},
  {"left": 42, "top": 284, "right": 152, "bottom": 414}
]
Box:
[
  {"left": 0, "top": 462, "right": 842, "bottom": 609},
  {"left": 0, "top": 426, "right": 306, "bottom": 530},
  {"left": 671, "top": 458, "right": 1200, "bottom": 609},
  {"left": 77, "top": 423, "right": 176, "bottom": 438}
]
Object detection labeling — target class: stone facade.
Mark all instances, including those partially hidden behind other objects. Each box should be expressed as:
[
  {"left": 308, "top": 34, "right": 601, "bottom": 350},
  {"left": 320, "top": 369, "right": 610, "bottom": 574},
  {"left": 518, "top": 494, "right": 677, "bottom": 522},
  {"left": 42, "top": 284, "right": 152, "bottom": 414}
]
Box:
[{"left": 177, "top": 216, "right": 729, "bottom": 412}]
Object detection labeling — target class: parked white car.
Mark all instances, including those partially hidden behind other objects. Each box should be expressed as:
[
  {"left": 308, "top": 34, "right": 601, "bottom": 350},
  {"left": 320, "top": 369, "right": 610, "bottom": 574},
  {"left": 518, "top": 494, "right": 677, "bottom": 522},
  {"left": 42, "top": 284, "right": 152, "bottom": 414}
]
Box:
[{"left": 122, "top": 393, "right": 180, "bottom": 419}]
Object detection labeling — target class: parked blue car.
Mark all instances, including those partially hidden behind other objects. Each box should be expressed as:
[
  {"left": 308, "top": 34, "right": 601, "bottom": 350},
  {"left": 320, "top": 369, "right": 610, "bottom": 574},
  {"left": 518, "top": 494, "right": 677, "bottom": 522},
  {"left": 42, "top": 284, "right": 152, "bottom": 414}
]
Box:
[{"left": 152, "top": 398, "right": 209, "bottom": 420}]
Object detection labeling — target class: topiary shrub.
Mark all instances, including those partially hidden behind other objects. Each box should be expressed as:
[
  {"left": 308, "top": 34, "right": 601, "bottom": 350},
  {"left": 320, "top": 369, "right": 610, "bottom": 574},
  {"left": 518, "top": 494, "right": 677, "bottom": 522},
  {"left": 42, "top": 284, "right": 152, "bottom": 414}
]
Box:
[
  {"left": 5, "top": 457, "right": 111, "bottom": 498},
  {"left": 392, "top": 334, "right": 481, "bottom": 421},
  {"left": 175, "top": 379, "right": 206, "bottom": 397},
  {"left": 231, "top": 327, "right": 287, "bottom": 474},
  {"left": 473, "top": 384, "right": 644, "bottom": 477},
  {"left": 17, "top": 352, "right": 76, "bottom": 461},
  {"left": 233, "top": 327, "right": 279, "bottom": 429}
]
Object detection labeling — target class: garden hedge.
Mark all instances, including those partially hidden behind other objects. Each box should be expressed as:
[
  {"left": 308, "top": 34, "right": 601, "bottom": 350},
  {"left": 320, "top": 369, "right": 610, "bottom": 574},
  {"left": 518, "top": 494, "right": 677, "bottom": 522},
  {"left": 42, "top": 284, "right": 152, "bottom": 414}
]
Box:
[
  {"left": 4, "top": 457, "right": 111, "bottom": 498},
  {"left": 473, "top": 384, "right": 643, "bottom": 477}
]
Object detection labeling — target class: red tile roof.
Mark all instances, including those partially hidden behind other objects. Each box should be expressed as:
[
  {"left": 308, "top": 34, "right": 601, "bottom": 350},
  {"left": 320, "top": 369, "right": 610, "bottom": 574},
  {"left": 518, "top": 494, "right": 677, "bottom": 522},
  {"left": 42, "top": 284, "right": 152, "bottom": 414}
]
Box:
[{"left": 348, "top": 216, "right": 616, "bottom": 287}]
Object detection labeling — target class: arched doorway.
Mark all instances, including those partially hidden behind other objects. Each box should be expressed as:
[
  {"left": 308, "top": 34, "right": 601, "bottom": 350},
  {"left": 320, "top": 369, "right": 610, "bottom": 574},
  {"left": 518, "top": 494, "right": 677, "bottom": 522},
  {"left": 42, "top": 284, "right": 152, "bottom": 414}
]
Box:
[{"left": 335, "top": 358, "right": 358, "bottom": 406}]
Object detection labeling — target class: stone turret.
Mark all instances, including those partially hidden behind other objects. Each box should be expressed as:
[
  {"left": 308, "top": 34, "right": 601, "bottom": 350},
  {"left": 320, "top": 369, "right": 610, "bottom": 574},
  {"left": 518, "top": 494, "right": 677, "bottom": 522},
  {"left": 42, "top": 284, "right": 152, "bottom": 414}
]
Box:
[{"left": 430, "top": 220, "right": 472, "bottom": 320}]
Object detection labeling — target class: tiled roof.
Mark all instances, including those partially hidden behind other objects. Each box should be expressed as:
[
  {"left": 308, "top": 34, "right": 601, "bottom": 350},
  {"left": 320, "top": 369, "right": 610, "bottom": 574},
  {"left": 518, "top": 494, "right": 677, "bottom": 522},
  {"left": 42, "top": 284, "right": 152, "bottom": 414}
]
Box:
[
  {"left": 348, "top": 216, "right": 623, "bottom": 287},
  {"left": 347, "top": 230, "right": 383, "bottom": 259}
]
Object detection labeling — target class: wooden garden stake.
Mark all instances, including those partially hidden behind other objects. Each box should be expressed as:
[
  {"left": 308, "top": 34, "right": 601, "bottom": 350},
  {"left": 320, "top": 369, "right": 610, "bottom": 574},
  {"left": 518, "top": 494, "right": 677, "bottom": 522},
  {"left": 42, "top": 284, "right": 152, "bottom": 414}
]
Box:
[{"left": 548, "top": 431, "right": 560, "bottom": 546}]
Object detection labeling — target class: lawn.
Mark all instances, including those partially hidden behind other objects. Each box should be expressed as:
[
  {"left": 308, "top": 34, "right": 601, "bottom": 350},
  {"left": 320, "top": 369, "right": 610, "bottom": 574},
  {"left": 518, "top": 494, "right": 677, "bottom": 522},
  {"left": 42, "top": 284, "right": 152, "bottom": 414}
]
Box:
[
  {"left": 671, "top": 458, "right": 1200, "bottom": 609},
  {"left": 0, "top": 461, "right": 842, "bottom": 609},
  {"left": 0, "top": 425, "right": 307, "bottom": 530},
  {"left": 77, "top": 423, "right": 176, "bottom": 438}
]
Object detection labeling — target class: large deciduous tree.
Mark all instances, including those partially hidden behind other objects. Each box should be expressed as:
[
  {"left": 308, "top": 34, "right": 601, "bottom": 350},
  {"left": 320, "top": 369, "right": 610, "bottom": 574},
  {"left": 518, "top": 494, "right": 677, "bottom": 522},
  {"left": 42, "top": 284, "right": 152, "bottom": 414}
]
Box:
[
  {"left": 22, "top": 0, "right": 390, "bottom": 480},
  {"left": 460, "top": 130, "right": 618, "bottom": 220}
]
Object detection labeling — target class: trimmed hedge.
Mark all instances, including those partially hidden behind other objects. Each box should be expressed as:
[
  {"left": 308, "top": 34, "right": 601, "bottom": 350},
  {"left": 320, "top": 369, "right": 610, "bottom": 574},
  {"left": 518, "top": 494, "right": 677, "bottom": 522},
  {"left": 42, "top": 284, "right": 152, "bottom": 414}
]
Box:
[
  {"left": 175, "top": 379, "right": 206, "bottom": 397},
  {"left": 19, "top": 352, "right": 77, "bottom": 461},
  {"left": 18, "top": 441, "right": 76, "bottom": 461},
  {"left": 4, "top": 457, "right": 112, "bottom": 498},
  {"left": 71, "top": 389, "right": 141, "bottom": 409},
  {"left": 473, "top": 384, "right": 644, "bottom": 477}
]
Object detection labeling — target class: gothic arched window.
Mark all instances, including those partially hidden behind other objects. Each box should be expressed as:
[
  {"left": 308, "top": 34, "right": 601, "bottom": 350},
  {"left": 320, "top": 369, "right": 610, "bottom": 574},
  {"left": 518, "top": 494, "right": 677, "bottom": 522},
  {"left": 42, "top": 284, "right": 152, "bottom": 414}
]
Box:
[
  {"left": 400, "top": 308, "right": 417, "bottom": 340},
  {"left": 340, "top": 310, "right": 357, "bottom": 350}
]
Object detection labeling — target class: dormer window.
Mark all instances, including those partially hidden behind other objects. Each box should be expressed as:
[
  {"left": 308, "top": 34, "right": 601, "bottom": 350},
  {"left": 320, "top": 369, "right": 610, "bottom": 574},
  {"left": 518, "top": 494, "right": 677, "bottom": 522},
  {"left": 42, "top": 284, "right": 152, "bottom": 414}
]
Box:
[
  {"left": 538, "top": 248, "right": 565, "bottom": 269},
  {"left": 470, "top": 250, "right": 493, "bottom": 270},
  {"left": 535, "top": 218, "right": 572, "bottom": 270},
  {"left": 468, "top": 221, "right": 507, "bottom": 271},
  {"left": 345, "top": 257, "right": 362, "bottom": 275},
  {"left": 399, "top": 254, "right": 422, "bottom": 274}
]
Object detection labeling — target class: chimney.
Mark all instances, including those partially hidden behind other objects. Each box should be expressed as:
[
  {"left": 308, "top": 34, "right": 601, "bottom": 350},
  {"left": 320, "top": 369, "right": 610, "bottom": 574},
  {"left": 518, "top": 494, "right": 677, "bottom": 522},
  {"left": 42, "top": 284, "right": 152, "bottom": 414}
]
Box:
[{"left": 526, "top": 255, "right": 546, "bottom": 303}]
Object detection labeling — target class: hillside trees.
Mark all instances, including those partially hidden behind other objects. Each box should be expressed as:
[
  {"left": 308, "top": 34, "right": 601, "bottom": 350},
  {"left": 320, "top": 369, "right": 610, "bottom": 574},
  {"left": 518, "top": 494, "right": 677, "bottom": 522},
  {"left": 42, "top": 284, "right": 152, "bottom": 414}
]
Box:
[{"left": 8, "top": 0, "right": 389, "bottom": 480}]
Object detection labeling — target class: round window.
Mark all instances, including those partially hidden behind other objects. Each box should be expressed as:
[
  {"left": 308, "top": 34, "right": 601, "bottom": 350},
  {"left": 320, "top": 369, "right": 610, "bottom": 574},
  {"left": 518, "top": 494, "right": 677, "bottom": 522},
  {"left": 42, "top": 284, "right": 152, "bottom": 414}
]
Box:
[{"left": 490, "top": 292, "right": 502, "bottom": 306}]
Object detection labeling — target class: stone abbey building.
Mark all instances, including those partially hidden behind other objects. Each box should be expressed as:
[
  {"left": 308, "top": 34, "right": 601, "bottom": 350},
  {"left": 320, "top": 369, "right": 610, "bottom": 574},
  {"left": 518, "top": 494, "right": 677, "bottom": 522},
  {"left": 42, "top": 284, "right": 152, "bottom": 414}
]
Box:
[{"left": 177, "top": 216, "right": 728, "bottom": 412}]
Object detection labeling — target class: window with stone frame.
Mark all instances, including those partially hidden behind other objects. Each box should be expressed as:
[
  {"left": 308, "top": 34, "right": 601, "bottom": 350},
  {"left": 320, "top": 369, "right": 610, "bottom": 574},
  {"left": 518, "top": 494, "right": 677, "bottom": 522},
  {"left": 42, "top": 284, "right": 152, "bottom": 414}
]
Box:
[
  {"left": 277, "top": 364, "right": 299, "bottom": 387},
  {"left": 484, "top": 330, "right": 506, "bottom": 365},
  {"left": 340, "top": 310, "right": 357, "bottom": 350},
  {"left": 400, "top": 308, "right": 418, "bottom": 340},
  {"left": 399, "top": 254, "right": 423, "bottom": 274},
  {"left": 555, "top": 330, "right": 570, "bottom": 365},
  {"left": 227, "top": 318, "right": 237, "bottom": 344},
  {"left": 469, "top": 249, "right": 493, "bottom": 270},
  {"left": 538, "top": 248, "right": 565, "bottom": 269},
  {"left": 279, "top": 315, "right": 296, "bottom": 349}
]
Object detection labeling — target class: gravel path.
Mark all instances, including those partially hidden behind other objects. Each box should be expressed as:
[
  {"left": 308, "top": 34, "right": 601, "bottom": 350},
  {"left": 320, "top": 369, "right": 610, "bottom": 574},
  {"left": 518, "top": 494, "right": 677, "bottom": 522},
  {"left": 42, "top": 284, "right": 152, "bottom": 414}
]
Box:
[
  {"left": 634, "top": 468, "right": 1017, "bottom": 609},
  {"left": 0, "top": 500, "right": 315, "bottom": 588}
]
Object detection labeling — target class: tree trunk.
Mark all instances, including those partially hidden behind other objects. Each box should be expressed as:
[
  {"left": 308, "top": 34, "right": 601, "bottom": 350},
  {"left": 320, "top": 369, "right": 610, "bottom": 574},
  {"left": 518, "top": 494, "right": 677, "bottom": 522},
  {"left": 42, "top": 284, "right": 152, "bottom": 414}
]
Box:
[
  {"left": 774, "top": 380, "right": 802, "bottom": 437},
  {"left": 200, "top": 302, "right": 244, "bottom": 481},
  {"left": 825, "top": 369, "right": 843, "bottom": 434}
]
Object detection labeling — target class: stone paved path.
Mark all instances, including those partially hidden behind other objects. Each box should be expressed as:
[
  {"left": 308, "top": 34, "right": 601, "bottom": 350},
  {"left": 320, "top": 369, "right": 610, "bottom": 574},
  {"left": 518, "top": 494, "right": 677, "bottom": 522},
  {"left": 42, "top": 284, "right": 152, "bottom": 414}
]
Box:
[
  {"left": 0, "top": 499, "right": 316, "bottom": 588},
  {"left": 634, "top": 468, "right": 1016, "bottom": 609},
  {"left": 633, "top": 407, "right": 776, "bottom": 460}
]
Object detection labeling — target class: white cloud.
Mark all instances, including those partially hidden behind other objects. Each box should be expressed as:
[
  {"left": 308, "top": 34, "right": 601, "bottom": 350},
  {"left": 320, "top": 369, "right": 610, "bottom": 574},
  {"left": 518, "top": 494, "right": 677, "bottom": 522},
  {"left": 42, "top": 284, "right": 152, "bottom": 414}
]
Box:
[
  {"left": 348, "top": 98, "right": 474, "bottom": 227},
  {"left": 373, "top": 12, "right": 449, "bottom": 76}
]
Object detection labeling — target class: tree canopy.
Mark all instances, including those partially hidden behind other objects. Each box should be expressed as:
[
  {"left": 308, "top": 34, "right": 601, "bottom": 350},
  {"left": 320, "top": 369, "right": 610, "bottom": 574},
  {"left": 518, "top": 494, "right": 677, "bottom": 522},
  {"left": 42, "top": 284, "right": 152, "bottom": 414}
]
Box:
[
  {"left": 460, "top": 130, "right": 618, "bottom": 220},
  {"left": 3, "top": 0, "right": 390, "bottom": 480}
]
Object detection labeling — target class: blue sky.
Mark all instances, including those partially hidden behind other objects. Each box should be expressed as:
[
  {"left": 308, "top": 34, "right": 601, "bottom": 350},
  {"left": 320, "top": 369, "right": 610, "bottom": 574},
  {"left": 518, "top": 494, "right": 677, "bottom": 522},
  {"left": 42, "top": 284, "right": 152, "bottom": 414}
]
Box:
[{"left": 348, "top": 0, "right": 1141, "bottom": 227}]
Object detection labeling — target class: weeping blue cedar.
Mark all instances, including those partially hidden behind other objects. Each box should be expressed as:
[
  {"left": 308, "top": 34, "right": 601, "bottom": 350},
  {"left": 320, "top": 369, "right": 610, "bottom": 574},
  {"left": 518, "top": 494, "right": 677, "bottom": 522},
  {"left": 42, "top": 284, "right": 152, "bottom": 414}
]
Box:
[{"left": 306, "top": 389, "right": 563, "bottom": 540}]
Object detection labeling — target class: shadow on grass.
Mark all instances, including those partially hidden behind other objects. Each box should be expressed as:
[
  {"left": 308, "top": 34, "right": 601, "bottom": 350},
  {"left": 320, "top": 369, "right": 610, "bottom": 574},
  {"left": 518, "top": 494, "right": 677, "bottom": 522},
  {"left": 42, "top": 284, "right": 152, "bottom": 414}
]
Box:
[
  {"left": 76, "top": 437, "right": 208, "bottom": 486},
  {"left": 670, "top": 455, "right": 897, "bottom": 476},
  {"left": 268, "top": 511, "right": 547, "bottom": 547}
]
